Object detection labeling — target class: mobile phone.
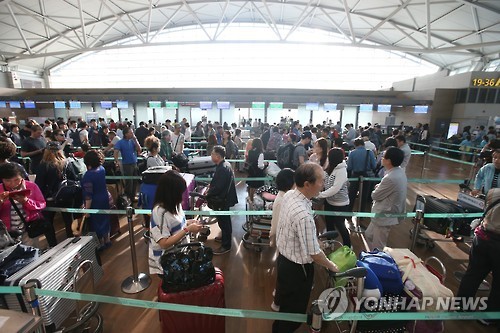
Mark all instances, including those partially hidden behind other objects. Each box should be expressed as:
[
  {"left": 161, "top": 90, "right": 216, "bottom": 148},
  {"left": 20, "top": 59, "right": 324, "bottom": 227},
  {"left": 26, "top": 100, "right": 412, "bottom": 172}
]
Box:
[{"left": 8, "top": 189, "right": 31, "bottom": 197}]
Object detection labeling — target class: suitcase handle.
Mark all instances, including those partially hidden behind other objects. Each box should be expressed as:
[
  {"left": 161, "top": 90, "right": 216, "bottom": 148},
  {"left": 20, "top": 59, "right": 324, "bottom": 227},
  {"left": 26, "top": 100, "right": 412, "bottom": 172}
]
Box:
[{"left": 176, "top": 242, "right": 203, "bottom": 249}]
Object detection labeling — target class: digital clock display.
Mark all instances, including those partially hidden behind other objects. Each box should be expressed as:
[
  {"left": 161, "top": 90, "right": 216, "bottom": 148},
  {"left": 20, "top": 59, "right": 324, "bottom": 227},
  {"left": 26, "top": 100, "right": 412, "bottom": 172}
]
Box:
[{"left": 471, "top": 78, "right": 500, "bottom": 87}]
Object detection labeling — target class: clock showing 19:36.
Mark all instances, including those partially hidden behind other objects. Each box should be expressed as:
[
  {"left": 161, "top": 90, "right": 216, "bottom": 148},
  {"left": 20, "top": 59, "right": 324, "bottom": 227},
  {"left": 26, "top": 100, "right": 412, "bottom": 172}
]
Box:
[{"left": 471, "top": 78, "right": 500, "bottom": 87}]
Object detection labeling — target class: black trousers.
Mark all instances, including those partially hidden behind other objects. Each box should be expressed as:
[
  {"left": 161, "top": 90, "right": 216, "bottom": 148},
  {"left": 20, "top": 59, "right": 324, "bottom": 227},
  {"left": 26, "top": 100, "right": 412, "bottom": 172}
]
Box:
[
  {"left": 216, "top": 214, "right": 232, "bottom": 249},
  {"left": 457, "top": 234, "right": 500, "bottom": 315},
  {"left": 324, "top": 202, "right": 351, "bottom": 247},
  {"left": 272, "top": 254, "right": 314, "bottom": 333},
  {"left": 348, "top": 173, "right": 373, "bottom": 213}
]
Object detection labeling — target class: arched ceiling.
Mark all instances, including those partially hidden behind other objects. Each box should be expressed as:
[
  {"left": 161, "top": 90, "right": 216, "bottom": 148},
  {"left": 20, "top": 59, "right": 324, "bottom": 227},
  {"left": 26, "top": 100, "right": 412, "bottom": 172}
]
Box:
[{"left": 0, "top": 0, "right": 499, "bottom": 73}]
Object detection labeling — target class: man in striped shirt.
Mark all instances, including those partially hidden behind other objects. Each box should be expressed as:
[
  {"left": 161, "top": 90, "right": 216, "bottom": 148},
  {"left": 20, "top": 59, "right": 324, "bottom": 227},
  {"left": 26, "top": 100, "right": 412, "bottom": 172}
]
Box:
[{"left": 273, "top": 163, "right": 338, "bottom": 333}]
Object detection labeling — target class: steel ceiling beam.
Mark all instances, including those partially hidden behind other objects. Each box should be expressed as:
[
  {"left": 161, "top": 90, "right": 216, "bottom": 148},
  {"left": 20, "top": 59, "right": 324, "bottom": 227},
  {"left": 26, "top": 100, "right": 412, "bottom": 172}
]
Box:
[
  {"left": 182, "top": 0, "right": 213, "bottom": 40},
  {"left": 215, "top": 1, "right": 249, "bottom": 40},
  {"left": 284, "top": 0, "right": 315, "bottom": 40},
  {"left": 261, "top": 0, "right": 282, "bottom": 40},
  {"left": 342, "top": 0, "right": 356, "bottom": 43},
  {"left": 38, "top": 0, "right": 50, "bottom": 39},
  {"left": 213, "top": 0, "right": 230, "bottom": 40},
  {"left": 150, "top": 5, "right": 183, "bottom": 42},
  {"left": 358, "top": 0, "right": 413, "bottom": 44},
  {"left": 77, "top": 0, "right": 88, "bottom": 48}
]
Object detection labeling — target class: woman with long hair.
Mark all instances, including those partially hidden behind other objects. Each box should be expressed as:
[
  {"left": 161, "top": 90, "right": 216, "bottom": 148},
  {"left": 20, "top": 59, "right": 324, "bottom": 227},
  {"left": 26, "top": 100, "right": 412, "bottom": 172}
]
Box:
[
  {"left": 34, "top": 141, "right": 70, "bottom": 245},
  {"left": 309, "top": 137, "right": 329, "bottom": 170},
  {"left": 206, "top": 134, "right": 218, "bottom": 156},
  {"left": 316, "top": 148, "right": 351, "bottom": 247},
  {"left": 222, "top": 130, "right": 238, "bottom": 159},
  {"left": 148, "top": 170, "right": 203, "bottom": 275}
]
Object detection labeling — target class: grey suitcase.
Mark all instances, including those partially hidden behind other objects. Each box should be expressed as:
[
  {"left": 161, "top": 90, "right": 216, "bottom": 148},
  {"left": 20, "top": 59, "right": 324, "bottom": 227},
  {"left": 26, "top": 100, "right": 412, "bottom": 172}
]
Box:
[
  {"left": 2, "top": 236, "right": 103, "bottom": 331},
  {"left": 142, "top": 165, "right": 172, "bottom": 184},
  {"left": 187, "top": 156, "right": 216, "bottom": 175}
]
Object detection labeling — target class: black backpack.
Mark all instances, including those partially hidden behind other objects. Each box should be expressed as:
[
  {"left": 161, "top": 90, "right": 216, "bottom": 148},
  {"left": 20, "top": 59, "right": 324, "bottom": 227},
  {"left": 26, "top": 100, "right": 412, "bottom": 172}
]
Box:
[
  {"left": 70, "top": 129, "right": 82, "bottom": 147},
  {"left": 276, "top": 143, "right": 295, "bottom": 169}
]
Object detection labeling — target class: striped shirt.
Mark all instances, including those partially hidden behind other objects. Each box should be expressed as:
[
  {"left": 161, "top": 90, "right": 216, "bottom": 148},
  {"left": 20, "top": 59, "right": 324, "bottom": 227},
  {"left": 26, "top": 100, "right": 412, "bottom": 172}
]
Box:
[
  {"left": 10, "top": 200, "right": 26, "bottom": 232},
  {"left": 276, "top": 189, "right": 321, "bottom": 264}
]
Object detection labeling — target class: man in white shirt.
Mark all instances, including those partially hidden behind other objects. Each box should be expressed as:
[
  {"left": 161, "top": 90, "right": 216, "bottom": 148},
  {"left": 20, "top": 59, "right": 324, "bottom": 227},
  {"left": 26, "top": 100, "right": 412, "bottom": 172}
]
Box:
[
  {"left": 362, "top": 130, "right": 377, "bottom": 155},
  {"left": 395, "top": 135, "right": 411, "bottom": 171},
  {"left": 183, "top": 123, "right": 192, "bottom": 142},
  {"left": 273, "top": 163, "right": 338, "bottom": 333}
]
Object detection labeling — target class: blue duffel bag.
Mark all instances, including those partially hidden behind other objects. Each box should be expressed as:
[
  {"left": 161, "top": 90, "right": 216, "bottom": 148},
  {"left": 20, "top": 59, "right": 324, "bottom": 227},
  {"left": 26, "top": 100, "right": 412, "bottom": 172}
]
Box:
[{"left": 359, "top": 249, "right": 403, "bottom": 295}]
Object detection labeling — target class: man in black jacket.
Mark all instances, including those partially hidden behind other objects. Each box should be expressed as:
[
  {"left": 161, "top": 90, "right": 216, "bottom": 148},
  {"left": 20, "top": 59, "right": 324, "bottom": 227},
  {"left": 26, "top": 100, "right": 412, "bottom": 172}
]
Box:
[{"left": 207, "top": 145, "right": 238, "bottom": 255}]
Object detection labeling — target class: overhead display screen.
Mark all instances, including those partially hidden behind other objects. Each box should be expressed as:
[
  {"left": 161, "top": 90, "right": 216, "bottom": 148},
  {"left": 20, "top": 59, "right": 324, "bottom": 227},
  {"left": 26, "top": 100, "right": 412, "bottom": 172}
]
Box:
[
  {"left": 69, "top": 101, "right": 81, "bottom": 109},
  {"left": 54, "top": 101, "right": 66, "bottom": 108},
  {"left": 217, "top": 101, "right": 230, "bottom": 109},
  {"left": 306, "top": 102, "right": 319, "bottom": 111},
  {"left": 101, "top": 101, "right": 113, "bottom": 109},
  {"left": 165, "top": 101, "right": 178, "bottom": 109},
  {"left": 24, "top": 101, "right": 36, "bottom": 109},
  {"left": 269, "top": 102, "right": 283, "bottom": 109},
  {"left": 251, "top": 102, "right": 265, "bottom": 109},
  {"left": 116, "top": 100, "right": 129, "bottom": 109},
  {"left": 0, "top": 101, "right": 6, "bottom": 108},
  {"left": 200, "top": 101, "right": 213, "bottom": 109},
  {"left": 359, "top": 104, "right": 373, "bottom": 112},
  {"left": 377, "top": 104, "right": 391, "bottom": 112},
  {"left": 414, "top": 105, "right": 429, "bottom": 113},
  {"left": 323, "top": 103, "right": 337, "bottom": 111}
]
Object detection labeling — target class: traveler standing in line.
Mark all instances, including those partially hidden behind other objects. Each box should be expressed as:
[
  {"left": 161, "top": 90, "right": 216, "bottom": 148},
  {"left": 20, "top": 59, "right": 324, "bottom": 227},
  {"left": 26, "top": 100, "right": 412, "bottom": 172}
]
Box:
[
  {"left": 269, "top": 168, "right": 296, "bottom": 312},
  {"left": 20, "top": 124, "right": 46, "bottom": 174},
  {"left": 81, "top": 150, "right": 111, "bottom": 250},
  {"left": 148, "top": 171, "right": 204, "bottom": 275},
  {"left": 316, "top": 148, "right": 351, "bottom": 247},
  {"left": 273, "top": 163, "right": 338, "bottom": 333},
  {"left": 472, "top": 149, "right": 500, "bottom": 196},
  {"left": 395, "top": 135, "right": 412, "bottom": 172},
  {"left": 170, "top": 124, "right": 185, "bottom": 155},
  {"left": 365, "top": 147, "right": 407, "bottom": 250},
  {"left": 457, "top": 188, "right": 500, "bottom": 327},
  {"left": 293, "top": 131, "right": 312, "bottom": 169},
  {"left": 246, "top": 138, "right": 265, "bottom": 202},
  {"left": 309, "top": 137, "right": 329, "bottom": 171},
  {"left": 114, "top": 127, "right": 141, "bottom": 202},
  {"left": 207, "top": 146, "right": 238, "bottom": 255}
]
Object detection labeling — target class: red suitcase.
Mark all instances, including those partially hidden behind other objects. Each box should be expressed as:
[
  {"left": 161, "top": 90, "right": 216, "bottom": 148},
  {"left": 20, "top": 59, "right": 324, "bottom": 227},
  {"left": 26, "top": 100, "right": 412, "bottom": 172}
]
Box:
[{"left": 158, "top": 267, "right": 225, "bottom": 333}]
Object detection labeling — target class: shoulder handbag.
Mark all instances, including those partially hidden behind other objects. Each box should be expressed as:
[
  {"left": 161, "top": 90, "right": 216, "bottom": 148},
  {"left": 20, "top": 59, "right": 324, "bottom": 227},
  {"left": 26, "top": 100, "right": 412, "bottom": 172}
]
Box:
[
  {"left": 9, "top": 197, "right": 50, "bottom": 239},
  {"left": 160, "top": 242, "right": 216, "bottom": 293},
  {"left": 206, "top": 175, "right": 232, "bottom": 211}
]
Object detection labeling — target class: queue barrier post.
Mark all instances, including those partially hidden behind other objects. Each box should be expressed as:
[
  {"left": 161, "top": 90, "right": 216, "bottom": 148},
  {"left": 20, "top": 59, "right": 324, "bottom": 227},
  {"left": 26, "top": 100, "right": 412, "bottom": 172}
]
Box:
[
  {"left": 420, "top": 151, "right": 428, "bottom": 179},
  {"left": 121, "top": 207, "right": 151, "bottom": 294},
  {"left": 353, "top": 176, "right": 365, "bottom": 234},
  {"left": 410, "top": 210, "right": 424, "bottom": 252}
]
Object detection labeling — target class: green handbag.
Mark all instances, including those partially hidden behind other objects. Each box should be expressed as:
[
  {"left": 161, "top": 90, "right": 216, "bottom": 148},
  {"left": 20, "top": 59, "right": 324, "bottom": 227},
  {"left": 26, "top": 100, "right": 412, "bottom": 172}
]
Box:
[{"left": 327, "top": 245, "right": 357, "bottom": 286}]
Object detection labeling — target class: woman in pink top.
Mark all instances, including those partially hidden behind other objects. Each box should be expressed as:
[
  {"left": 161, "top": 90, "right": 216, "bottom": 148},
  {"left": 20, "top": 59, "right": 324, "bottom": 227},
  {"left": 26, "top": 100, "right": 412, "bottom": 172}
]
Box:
[{"left": 0, "top": 163, "right": 48, "bottom": 247}]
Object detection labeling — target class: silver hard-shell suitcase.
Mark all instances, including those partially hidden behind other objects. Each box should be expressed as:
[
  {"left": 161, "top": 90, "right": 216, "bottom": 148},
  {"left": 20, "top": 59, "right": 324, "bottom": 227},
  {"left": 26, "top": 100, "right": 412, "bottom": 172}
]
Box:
[
  {"left": 187, "top": 156, "right": 216, "bottom": 175},
  {"left": 3, "top": 236, "right": 103, "bottom": 331}
]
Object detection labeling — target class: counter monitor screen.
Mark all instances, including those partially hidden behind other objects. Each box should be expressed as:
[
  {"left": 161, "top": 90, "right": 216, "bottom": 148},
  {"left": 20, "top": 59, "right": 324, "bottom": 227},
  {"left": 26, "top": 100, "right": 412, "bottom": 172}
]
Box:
[
  {"left": 54, "top": 101, "right": 66, "bottom": 108},
  {"left": 0, "top": 101, "right": 6, "bottom": 108},
  {"left": 116, "top": 100, "right": 129, "bottom": 109},
  {"left": 414, "top": 105, "right": 428, "bottom": 114},
  {"left": 101, "top": 101, "right": 113, "bottom": 109},
  {"left": 217, "top": 101, "right": 230, "bottom": 109},
  {"left": 306, "top": 102, "right": 319, "bottom": 111},
  {"left": 69, "top": 101, "right": 81, "bottom": 109},
  {"left": 200, "top": 101, "right": 213, "bottom": 109},
  {"left": 377, "top": 104, "right": 391, "bottom": 112},
  {"left": 359, "top": 104, "right": 373, "bottom": 112},
  {"left": 323, "top": 103, "right": 337, "bottom": 111},
  {"left": 24, "top": 101, "right": 36, "bottom": 109}
]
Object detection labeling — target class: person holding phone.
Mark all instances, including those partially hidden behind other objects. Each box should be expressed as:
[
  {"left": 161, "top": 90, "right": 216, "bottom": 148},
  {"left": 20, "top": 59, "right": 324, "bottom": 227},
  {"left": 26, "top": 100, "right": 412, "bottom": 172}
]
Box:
[{"left": 0, "top": 163, "right": 48, "bottom": 247}]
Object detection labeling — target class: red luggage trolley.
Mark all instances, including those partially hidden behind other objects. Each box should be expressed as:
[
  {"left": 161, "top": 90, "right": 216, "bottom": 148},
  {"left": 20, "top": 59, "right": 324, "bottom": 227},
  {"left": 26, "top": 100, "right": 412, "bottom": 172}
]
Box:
[{"left": 158, "top": 267, "right": 225, "bottom": 333}]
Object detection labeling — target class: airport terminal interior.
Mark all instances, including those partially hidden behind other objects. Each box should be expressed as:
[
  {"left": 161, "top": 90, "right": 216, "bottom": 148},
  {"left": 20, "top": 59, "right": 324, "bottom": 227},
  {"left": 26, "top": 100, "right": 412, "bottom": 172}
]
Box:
[{"left": 0, "top": 1, "right": 499, "bottom": 333}]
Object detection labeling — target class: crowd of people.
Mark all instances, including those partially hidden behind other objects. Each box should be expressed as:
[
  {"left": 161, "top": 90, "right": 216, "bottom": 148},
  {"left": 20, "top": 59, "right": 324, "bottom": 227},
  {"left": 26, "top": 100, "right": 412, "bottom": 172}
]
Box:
[{"left": 0, "top": 114, "right": 498, "bottom": 330}]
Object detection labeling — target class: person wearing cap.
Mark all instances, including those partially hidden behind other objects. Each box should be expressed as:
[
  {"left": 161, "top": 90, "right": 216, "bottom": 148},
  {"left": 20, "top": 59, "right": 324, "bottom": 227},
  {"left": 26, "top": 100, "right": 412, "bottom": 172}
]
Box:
[{"left": 292, "top": 131, "right": 312, "bottom": 169}]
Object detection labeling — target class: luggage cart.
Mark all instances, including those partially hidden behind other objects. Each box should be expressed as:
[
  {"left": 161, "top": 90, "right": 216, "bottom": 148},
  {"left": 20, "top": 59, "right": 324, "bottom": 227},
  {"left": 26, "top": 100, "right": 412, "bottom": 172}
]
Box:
[{"left": 242, "top": 186, "right": 277, "bottom": 252}]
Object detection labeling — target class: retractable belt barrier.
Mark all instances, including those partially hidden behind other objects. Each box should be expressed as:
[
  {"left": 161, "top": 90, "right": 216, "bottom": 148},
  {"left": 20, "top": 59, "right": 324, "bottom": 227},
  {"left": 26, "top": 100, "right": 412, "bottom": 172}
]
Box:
[
  {"left": 0, "top": 286, "right": 498, "bottom": 322},
  {"left": 43, "top": 207, "right": 483, "bottom": 219}
]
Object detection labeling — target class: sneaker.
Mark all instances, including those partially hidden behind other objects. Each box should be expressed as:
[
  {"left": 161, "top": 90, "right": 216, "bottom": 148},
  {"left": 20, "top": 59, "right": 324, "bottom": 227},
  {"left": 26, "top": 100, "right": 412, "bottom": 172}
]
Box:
[
  {"left": 214, "top": 236, "right": 222, "bottom": 243},
  {"left": 271, "top": 302, "right": 280, "bottom": 312},
  {"left": 213, "top": 247, "right": 230, "bottom": 255},
  {"left": 272, "top": 289, "right": 276, "bottom": 297}
]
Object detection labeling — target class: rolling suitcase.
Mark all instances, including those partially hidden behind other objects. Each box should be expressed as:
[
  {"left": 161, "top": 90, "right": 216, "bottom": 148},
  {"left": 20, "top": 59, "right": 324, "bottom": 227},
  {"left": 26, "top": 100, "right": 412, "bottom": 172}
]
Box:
[
  {"left": 142, "top": 165, "right": 172, "bottom": 184},
  {"left": 158, "top": 267, "right": 225, "bottom": 333},
  {"left": 2, "top": 236, "right": 103, "bottom": 332},
  {"left": 187, "top": 156, "right": 216, "bottom": 176},
  {"left": 418, "top": 195, "right": 482, "bottom": 236}
]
